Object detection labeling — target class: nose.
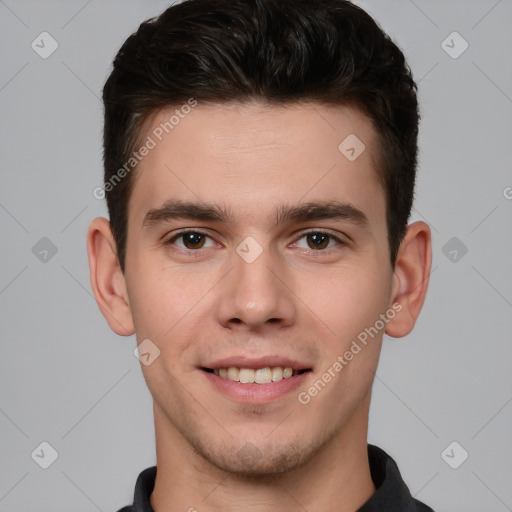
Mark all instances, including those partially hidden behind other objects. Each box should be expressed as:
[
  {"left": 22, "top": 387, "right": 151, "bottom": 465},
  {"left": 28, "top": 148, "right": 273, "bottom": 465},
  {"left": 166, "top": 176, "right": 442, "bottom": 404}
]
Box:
[{"left": 215, "top": 243, "right": 297, "bottom": 332}]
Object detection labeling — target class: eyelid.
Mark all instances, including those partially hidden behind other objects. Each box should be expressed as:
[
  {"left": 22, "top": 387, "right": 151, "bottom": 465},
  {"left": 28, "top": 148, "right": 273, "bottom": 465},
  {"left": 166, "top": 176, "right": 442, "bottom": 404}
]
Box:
[
  {"left": 163, "top": 228, "right": 349, "bottom": 252},
  {"left": 164, "top": 228, "right": 218, "bottom": 249},
  {"left": 291, "top": 228, "right": 349, "bottom": 246}
]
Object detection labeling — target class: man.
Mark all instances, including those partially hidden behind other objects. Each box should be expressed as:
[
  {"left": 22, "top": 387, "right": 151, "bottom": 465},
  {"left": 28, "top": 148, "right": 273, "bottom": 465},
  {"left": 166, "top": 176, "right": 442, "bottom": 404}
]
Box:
[{"left": 87, "top": 0, "right": 434, "bottom": 510}]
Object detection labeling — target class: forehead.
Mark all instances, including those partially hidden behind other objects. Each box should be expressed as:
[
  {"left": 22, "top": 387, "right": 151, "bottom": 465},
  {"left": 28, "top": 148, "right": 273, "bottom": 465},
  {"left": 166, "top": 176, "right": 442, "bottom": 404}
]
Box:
[{"left": 129, "top": 101, "right": 386, "bottom": 233}]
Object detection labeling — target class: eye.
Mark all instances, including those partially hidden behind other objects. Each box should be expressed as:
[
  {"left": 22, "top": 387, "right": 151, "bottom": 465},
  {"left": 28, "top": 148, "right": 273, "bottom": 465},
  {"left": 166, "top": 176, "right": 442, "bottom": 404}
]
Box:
[
  {"left": 166, "top": 230, "right": 215, "bottom": 250},
  {"left": 293, "top": 231, "right": 343, "bottom": 251}
]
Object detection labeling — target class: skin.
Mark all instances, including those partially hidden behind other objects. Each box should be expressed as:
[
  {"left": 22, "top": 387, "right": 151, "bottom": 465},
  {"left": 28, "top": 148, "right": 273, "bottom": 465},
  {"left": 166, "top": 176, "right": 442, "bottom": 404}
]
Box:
[{"left": 87, "top": 102, "right": 431, "bottom": 512}]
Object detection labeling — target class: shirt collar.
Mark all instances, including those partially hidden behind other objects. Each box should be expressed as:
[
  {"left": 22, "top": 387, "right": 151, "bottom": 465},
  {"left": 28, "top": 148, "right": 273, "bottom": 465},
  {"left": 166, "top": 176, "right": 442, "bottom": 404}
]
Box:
[
  {"left": 358, "top": 444, "right": 434, "bottom": 511},
  {"left": 124, "top": 444, "right": 434, "bottom": 512}
]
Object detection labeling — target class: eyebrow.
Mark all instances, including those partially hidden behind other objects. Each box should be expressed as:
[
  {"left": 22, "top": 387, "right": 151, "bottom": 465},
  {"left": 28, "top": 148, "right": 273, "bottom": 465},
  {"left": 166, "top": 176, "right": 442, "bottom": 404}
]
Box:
[
  {"left": 273, "top": 201, "right": 370, "bottom": 231},
  {"left": 142, "top": 199, "right": 370, "bottom": 232},
  {"left": 142, "top": 200, "right": 230, "bottom": 229}
]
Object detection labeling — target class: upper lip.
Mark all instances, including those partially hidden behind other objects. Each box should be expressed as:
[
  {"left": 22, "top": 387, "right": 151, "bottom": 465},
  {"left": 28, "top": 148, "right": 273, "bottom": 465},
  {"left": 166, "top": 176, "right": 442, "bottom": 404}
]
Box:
[{"left": 202, "top": 356, "right": 312, "bottom": 370}]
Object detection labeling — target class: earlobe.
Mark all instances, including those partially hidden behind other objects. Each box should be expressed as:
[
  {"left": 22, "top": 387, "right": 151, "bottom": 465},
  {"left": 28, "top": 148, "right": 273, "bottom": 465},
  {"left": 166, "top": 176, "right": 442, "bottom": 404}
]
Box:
[
  {"left": 385, "top": 221, "right": 432, "bottom": 338},
  {"left": 87, "top": 217, "right": 135, "bottom": 336}
]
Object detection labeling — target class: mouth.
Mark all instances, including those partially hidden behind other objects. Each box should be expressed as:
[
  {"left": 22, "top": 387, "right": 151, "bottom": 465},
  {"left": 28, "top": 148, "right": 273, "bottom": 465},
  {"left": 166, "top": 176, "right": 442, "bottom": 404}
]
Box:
[
  {"left": 199, "top": 356, "right": 314, "bottom": 402},
  {"left": 201, "top": 366, "right": 312, "bottom": 384}
]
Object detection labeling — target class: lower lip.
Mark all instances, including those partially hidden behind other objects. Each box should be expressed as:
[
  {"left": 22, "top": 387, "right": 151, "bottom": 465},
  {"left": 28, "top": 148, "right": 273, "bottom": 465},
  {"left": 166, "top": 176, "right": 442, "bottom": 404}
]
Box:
[{"left": 201, "top": 370, "right": 310, "bottom": 403}]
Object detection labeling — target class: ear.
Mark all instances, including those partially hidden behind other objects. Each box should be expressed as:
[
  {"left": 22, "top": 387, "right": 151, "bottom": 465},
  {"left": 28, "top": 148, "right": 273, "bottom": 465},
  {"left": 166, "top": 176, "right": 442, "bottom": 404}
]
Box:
[
  {"left": 87, "top": 217, "right": 135, "bottom": 336},
  {"left": 385, "top": 221, "right": 432, "bottom": 338}
]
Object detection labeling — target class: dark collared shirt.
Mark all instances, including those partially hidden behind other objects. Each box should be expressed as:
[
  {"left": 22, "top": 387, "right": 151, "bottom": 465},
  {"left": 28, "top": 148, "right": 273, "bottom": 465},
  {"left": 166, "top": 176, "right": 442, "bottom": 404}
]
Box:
[{"left": 117, "top": 444, "right": 435, "bottom": 511}]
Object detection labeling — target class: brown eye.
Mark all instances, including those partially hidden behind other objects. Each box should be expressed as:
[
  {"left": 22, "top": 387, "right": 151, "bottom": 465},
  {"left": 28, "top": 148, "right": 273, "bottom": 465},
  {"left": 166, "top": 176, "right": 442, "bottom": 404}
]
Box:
[
  {"left": 165, "top": 230, "right": 216, "bottom": 252},
  {"left": 182, "top": 232, "right": 206, "bottom": 249},
  {"left": 306, "top": 232, "right": 330, "bottom": 250}
]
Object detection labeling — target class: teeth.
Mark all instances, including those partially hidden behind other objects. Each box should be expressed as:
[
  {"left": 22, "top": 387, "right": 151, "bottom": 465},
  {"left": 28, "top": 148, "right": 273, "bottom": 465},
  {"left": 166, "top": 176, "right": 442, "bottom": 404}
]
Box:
[
  {"left": 239, "top": 368, "right": 255, "bottom": 383},
  {"left": 227, "top": 367, "right": 239, "bottom": 381},
  {"left": 255, "top": 367, "right": 272, "bottom": 384},
  {"left": 211, "top": 366, "right": 301, "bottom": 384},
  {"left": 272, "top": 367, "right": 283, "bottom": 382}
]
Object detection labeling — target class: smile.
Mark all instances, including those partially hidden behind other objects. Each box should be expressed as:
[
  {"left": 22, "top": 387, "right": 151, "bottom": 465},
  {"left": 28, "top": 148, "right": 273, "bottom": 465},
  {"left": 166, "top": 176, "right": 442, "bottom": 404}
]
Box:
[{"left": 202, "top": 366, "right": 311, "bottom": 384}]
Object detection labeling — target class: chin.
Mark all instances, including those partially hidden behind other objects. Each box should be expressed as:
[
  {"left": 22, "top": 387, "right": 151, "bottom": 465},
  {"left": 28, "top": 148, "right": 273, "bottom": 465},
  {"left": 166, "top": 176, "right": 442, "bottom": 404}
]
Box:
[{"left": 192, "top": 435, "right": 319, "bottom": 478}]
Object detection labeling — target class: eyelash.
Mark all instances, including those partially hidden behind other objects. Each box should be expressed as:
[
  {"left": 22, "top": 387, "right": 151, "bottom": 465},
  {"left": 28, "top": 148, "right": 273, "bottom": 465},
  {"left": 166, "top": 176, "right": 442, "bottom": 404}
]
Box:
[{"left": 163, "top": 228, "right": 346, "bottom": 255}]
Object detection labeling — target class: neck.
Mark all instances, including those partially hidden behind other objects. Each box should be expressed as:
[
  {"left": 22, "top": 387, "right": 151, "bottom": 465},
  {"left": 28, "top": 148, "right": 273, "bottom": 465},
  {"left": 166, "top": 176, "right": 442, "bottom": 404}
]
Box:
[{"left": 149, "top": 396, "right": 376, "bottom": 512}]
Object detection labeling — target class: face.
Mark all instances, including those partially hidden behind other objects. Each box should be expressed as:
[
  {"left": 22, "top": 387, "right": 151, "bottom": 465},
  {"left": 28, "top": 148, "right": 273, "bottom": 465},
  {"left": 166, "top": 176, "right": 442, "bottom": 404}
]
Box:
[{"left": 122, "top": 102, "right": 396, "bottom": 475}]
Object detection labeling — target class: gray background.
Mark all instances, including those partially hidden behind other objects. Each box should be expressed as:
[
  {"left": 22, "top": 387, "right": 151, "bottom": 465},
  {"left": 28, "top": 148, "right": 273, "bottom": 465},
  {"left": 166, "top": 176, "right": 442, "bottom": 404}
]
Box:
[{"left": 1, "top": 0, "right": 511, "bottom": 511}]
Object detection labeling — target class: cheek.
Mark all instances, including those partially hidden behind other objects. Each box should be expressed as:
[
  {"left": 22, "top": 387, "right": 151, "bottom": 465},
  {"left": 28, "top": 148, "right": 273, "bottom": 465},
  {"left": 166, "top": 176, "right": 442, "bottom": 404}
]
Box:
[
  {"left": 126, "top": 259, "right": 212, "bottom": 344},
  {"left": 298, "top": 263, "right": 390, "bottom": 348}
]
